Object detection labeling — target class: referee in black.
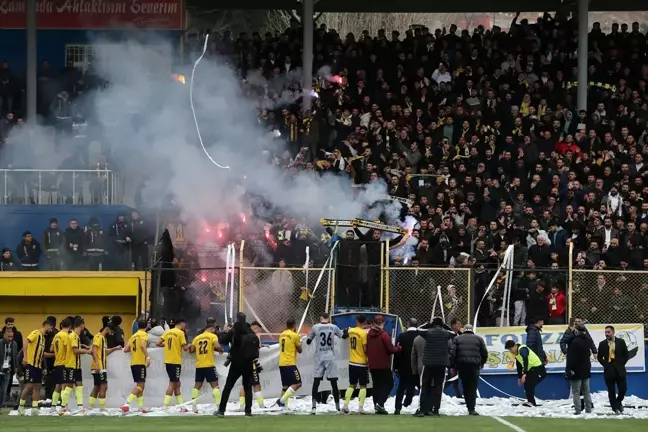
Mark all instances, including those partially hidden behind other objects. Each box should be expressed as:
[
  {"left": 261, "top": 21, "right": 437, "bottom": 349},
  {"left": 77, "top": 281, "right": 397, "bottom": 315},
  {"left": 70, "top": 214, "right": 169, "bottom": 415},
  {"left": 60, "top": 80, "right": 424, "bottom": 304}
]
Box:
[{"left": 214, "top": 312, "right": 258, "bottom": 417}]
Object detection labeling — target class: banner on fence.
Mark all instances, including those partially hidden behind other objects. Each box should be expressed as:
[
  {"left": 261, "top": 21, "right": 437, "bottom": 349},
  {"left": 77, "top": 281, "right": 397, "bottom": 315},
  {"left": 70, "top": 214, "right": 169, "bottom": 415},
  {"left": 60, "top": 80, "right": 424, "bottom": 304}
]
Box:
[
  {"left": 73, "top": 336, "right": 355, "bottom": 408},
  {"left": 0, "top": 0, "right": 183, "bottom": 29},
  {"left": 476, "top": 324, "right": 645, "bottom": 375}
]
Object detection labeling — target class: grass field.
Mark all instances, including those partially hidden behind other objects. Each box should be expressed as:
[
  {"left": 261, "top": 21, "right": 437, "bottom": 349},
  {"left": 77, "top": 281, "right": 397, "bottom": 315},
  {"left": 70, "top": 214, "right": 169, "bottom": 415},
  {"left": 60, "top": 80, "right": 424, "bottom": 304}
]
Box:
[{"left": 2, "top": 415, "right": 646, "bottom": 432}]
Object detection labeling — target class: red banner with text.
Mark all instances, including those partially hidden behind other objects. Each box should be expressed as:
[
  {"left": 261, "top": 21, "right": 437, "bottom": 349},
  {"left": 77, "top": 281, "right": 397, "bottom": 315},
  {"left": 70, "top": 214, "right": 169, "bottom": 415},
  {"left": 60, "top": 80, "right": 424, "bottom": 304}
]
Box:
[{"left": 0, "top": 0, "right": 183, "bottom": 30}]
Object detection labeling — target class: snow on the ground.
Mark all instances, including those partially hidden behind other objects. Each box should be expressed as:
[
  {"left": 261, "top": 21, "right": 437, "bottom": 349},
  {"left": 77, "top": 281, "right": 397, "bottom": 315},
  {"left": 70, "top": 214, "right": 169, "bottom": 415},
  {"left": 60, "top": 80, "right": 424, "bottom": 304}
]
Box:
[{"left": 8, "top": 392, "right": 648, "bottom": 419}]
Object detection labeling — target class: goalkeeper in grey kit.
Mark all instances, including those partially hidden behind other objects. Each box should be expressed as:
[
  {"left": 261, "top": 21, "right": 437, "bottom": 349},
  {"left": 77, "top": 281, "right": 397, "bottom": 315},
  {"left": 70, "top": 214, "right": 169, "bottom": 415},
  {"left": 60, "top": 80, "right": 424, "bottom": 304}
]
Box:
[{"left": 307, "top": 313, "right": 348, "bottom": 414}]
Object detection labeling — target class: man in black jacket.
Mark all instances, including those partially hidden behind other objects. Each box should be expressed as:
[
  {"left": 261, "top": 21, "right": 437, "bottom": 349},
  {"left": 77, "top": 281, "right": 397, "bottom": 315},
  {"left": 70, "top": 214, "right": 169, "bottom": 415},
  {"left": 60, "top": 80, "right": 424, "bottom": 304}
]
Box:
[
  {"left": 450, "top": 324, "right": 488, "bottom": 416},
  {"left": 394, "top": 318, "right": 420, "bottom": 414},
  {"left": 525, "top": 317, "right": 547, "bottom": 364},
  {"left": 597, "top": 325, "right": 629, "bottom": 414},
  {"left": 214, "top": 312, "right": 259, "bottom": 417},
  {"left": 566, "top": 324, "right": 594, "bottom": 415},
  {"left": 417, "top": 317, "right": 452, "bottom": 417},
  {"left": 444, "top": 319, "right": 464, "bottom": 398},
  {"left": 0, "top": 327, "right": 18, "bottom": 413},
  {"left": 560, "top": 317, "right": 597, "bottom": 355}
]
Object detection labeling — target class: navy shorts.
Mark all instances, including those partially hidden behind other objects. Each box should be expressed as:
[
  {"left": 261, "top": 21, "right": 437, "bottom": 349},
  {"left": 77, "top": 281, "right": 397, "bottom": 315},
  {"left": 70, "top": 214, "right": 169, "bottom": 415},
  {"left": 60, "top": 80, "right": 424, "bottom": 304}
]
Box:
[
  {"left": 53, "top": 366, "right": 68, "bottom": 385},
  {"left": 166, "top": 364, "right": 181, "bottom": 383},
  {"left": 348, "top": 365, "right": 369, "bottom": 386},
  {"left": 25, "top": 365, "right": 42, "bottom": 384},
  {"left": 194, "top": 367, "right": 217, "bottom": 383},
  {"left": 93, "top": 372, "right": 108, "bottom": 386},
  {"left": 279, "top": 365, "right": 302, "bottom": 387},
  {"left": 131, "top": 365, "right": 147, "bottom": 383},
  {"left": 72, "top": 369, "right": 83, "bottom": 383},
  {"left": 252, "top": 364, "right": 260, "bottom": 386}
]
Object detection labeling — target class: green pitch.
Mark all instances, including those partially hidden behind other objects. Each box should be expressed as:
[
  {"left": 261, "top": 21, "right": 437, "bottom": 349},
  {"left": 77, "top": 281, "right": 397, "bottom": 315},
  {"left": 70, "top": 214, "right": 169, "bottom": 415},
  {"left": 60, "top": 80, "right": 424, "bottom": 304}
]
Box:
[{"left": 3, "top": 415, "right": 646, "bottom": 432}]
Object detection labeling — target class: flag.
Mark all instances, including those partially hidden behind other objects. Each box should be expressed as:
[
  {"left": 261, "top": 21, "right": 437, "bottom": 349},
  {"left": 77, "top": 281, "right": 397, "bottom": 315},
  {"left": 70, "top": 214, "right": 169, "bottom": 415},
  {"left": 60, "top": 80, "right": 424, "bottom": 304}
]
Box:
[{"left": 328, "top": 221, "right": 340, "bottom": 247}]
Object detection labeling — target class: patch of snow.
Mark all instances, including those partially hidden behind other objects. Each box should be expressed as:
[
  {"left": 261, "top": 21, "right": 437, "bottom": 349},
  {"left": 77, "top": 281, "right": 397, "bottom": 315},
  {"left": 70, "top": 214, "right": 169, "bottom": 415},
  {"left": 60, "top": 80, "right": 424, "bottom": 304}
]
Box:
[{"left": 8, "top": 392, "right": 648, "bottom": 419}]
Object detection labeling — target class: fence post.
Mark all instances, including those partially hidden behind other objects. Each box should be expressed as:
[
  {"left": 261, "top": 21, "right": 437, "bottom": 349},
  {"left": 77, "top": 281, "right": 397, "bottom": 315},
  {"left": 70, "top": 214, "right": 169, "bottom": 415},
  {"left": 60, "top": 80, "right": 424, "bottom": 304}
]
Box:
[
  {"left": 385, "top": 238, "right": 390, "bottom": 313},
  {"left": 568, "top": 241, "right": 574, "bottom": 321},
  {"left": 379, "top": 241, "right": 384, "bottom": 311},
  {"left": 238, "top": 240, "right": 245, "bottom": 313},
  {"left": 467, "top": 265, "right": 472, "bottom": 325}
]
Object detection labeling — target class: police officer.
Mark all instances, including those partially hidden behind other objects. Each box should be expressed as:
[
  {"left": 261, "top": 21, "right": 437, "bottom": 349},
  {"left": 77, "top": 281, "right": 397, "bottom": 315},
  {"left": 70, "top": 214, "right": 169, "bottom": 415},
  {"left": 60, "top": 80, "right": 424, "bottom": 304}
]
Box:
[
  {"left": 110, "top": 212, "right": 133, "bottom": 270},
  {"left": 130, "top": 211, "right": 151, "bottom": 270},
  {"left": 42, "top": 218, "right": 63, "bottom": 270},
  {"left": 15, "top": 231, "right": 41, "bottom": 271},
  {"left": 84, "top": 217, "right": 107, "bottom": 270}
]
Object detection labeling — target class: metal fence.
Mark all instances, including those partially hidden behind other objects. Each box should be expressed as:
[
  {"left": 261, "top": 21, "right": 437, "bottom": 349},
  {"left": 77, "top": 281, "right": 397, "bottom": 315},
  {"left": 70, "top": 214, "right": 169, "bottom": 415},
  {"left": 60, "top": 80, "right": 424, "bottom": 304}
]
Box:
[
  {"left": 384, "top": 267, "right": 471, "bottom": 327},
  {"left": 1, "top": 169, "right": 123, "bottom": 205},
  {"left": 239, "top": 266, "right": 334, "bottom": 337},
  {"left": 571, "top": 269, "right": 648, "bottom": 326},
  {"left": 148, "top": 267, "right": 238, "bottom": 329}
]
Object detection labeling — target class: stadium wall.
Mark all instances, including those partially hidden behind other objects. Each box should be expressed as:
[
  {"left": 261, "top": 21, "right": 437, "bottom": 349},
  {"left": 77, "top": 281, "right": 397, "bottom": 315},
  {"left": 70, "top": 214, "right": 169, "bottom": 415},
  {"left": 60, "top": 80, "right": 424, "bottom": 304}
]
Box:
[
  {"left": 0, "top": 271, "right": 146, "bottom": 335},
  {"left": 0, "top": 29, "right": 182, "bottom": 70}
]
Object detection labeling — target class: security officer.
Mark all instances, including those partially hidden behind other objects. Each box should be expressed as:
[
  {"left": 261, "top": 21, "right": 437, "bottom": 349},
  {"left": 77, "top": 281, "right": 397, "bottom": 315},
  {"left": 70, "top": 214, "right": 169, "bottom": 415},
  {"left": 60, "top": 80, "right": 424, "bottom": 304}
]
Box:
[
  {"left": 42, "top": 218, "right": 63, "bottom": 270},
  {"left": 110, "top": 212, "right": 132, "bottom": 270},
  {"left": 84, "top": 217, "right": 107, "bottom": 270},
  {"left": 15, "top": 231, "right": 41, "bottom": 270},
  {"left": 505, "top": 340, "right": 547, "bottom": 407},
  {"left": 130, "top": 211, "right": 151, "bottom": 270}
]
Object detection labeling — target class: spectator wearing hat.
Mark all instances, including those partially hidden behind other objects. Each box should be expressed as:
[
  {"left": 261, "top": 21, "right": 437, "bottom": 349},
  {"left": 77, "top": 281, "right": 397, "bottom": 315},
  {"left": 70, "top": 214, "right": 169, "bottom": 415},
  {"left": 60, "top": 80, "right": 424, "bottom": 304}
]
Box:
[
  {"left": 15, "top": 231, "right": 41, "bottom": 271},
  {"left": 0, "top": 248, "right": 19, "bottom": 271},
  {"left": 366, "top": 314, "right": 400, "bottom": 415},
  {"left": 42, "top": 218, "right": 63, "bottom": 270}
]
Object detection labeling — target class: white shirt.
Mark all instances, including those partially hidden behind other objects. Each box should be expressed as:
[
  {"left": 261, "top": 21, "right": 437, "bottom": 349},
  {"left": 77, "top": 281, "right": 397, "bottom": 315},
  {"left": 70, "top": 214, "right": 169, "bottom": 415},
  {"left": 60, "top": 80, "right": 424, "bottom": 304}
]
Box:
[
  {"left": 604, "top": 227, "right": 612, "bottom": 247},
  {"left": 2, "top": 342, "right": 11, "bottom": 370}
]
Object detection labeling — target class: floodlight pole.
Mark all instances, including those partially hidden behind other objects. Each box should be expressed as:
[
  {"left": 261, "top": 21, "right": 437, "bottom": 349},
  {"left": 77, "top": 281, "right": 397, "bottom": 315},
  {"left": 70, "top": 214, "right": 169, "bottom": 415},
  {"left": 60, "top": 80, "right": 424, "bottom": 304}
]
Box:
[
  {"left": 301, "top": 0, "right": 315, "bottom": 113},
  {"left": 577, "top": 0, "right": 589, "bottom": 111},
  {"left": 26, "top": 0, "right": 38, "bottom": 122}
]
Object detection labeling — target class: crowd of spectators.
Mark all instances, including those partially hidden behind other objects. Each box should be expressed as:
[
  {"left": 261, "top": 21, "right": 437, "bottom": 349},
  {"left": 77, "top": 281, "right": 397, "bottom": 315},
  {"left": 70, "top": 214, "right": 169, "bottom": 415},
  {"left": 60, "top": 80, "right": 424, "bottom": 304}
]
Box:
[{"left": 4, "top": 11, "right": 648, "bottom": 327}]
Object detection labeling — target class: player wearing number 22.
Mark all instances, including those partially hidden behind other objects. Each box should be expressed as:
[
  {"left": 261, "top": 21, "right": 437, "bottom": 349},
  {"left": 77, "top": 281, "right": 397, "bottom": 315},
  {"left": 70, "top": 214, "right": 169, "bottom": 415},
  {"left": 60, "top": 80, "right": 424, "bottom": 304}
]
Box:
[
  {"left": 189, "top": 322, "right": 224, "bottom": 412},
  {"left": 277, "top": 319, "right": 302, "bottom": 408},
  {"left": 157, "top": 319, "right": 190, "bottom": 410},
  {"left": 306, "top": 313, "right": 347, "bottom": 414}
]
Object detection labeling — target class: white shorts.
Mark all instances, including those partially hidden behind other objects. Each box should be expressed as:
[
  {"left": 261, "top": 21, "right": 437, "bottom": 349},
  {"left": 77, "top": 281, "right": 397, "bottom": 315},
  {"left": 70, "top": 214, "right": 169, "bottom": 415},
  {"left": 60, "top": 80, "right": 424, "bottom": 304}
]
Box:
[{"left": 314, "top": 360, "right": 338, "bottom": 379}]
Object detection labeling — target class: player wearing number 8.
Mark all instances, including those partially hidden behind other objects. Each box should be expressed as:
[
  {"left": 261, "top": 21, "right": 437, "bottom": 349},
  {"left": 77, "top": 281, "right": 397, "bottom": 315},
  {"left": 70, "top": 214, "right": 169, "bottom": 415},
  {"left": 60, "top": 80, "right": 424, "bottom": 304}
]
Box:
[
  {"left": 189, "top": 322, "right": 224, "bottom": 412},
  {"left": 277, "top": 319, "right": 303, "bottom": 408},
  {"left": 157, "top": 319, "right": 190, "bottom": 410}
]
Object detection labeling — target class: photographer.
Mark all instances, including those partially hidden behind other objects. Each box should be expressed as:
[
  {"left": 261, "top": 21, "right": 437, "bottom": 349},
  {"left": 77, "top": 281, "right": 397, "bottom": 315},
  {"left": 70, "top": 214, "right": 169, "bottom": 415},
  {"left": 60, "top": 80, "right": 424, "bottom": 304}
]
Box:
[{"left": 214, "top": 312, "right": 260, "bottom": 417}]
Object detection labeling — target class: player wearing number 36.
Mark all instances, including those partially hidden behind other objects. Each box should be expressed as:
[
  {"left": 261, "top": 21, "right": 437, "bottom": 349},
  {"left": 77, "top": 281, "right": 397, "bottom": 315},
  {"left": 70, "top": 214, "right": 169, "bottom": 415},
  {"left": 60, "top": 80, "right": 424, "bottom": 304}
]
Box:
[{"left": 306, "top": 313, "right": 348, "bottom": 414}]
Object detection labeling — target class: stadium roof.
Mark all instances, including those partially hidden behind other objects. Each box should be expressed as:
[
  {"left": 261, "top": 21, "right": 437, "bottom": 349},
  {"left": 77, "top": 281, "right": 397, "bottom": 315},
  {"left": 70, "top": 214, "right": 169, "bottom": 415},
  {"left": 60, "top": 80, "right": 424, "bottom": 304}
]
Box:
[{"left": 190, "top": 0, "right": 647, "bottom": 13}]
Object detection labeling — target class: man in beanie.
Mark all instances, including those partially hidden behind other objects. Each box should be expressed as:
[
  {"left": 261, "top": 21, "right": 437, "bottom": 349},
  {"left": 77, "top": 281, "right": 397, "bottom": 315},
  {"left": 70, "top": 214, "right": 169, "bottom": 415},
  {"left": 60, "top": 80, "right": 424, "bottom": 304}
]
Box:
[
  {"left": 214, "top": 312, "right": 259, "bottom": 417},
  {"left": 42, "top": 218, "right": 63, "bottom": 270},
  {"left": 450, "top": 324, "right": 488, "bottom": 415},
  {"left": 367, "top": 314, "right": 400, "bottom": 414},
  {"left": 417, "top": 317, "right": 452, "bottom": 417}
]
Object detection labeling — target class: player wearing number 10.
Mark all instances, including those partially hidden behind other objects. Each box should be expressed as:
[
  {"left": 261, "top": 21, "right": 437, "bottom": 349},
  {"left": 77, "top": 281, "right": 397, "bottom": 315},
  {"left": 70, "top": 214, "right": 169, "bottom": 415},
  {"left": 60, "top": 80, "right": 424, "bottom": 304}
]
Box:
[
  {"left": 157, "top": 319, "right": 190, "bottom": 410},
  {"left": 189, "top": 322, "right": 224, "bottom": 412},
  {"left": 277, "top": 319, "right": 303, "bottom": 408}
]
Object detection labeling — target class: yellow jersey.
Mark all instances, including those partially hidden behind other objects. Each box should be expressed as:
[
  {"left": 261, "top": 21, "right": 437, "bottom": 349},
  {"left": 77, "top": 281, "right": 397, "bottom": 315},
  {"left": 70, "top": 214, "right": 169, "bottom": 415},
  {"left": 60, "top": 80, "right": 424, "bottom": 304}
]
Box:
[
  {"left": 52, "top": 330, "right": 69, "bottom": 367},
  {"left": 162, "top": 328, "right": 187, "bottom": 365},
  {"left": 192, "top": 331, "right": 219, "bottom": 368},
  {"left": 65, "top": 331, "right": 82, "bottom": 369},
  {"left": 278, "top": 329, "right": 301, "bottom": 367},
  {"left": 348, "top": 327, "right": 368, "bottom": 366},
  {"left": 25, "top": 329, "right": 46, "bottom": 368},
  {"left": 91, "top": 333, "right": 107, "bottom": 370},
  {"left": 128, "top": 330, "right": 149, "bottom": 366}
]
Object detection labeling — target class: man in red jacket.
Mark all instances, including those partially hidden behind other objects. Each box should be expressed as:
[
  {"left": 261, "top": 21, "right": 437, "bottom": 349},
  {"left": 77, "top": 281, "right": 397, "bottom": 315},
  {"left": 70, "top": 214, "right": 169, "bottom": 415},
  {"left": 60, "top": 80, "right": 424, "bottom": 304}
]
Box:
[
  {"left": 546, "top": 285, "right": 566, "bottom": 325},
  {"left": 367, "top": 315, "right": 400, "bottom": 415}
]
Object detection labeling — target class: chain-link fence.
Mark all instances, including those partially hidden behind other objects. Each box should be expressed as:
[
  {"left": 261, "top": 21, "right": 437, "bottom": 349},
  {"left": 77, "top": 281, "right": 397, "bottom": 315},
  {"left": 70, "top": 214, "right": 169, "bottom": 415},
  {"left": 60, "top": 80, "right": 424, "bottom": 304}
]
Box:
[
  {"left": 471, "top": 267, "right": 570, "bottom": 327},
  {"left": 334, "top": 264, "right": 382, "bottom": 309},
  {"left": 148, "top": 267, "right": 238, "bottom": 331},
  {"left": 571, "top": 269, "right": 648, "bottom": 327},
  {"left": 385, "top": 267, "right": 470, "bottom": 327},
  {"left": 240, "top": 266, "right": 333, "bottom": 337}
]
